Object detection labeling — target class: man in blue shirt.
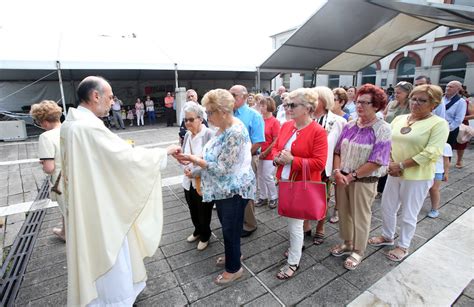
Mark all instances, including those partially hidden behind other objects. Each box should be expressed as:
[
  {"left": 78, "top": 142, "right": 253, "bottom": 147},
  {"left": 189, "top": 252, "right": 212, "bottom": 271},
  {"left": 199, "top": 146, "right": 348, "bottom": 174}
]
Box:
[
  {"left": 442, "top": 81, "right": 467, "bottom": 147},
  {"left": 415, "top": 75, "right": 445, "bottom": 118},
  {"left": 230, "top": 85, "right": 265, "bottom": 237}
]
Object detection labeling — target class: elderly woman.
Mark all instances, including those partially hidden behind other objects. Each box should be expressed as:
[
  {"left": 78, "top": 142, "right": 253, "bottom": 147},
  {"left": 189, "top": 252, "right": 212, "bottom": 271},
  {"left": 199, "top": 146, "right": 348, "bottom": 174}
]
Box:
[
  {"left": 369, "top": 85, "right": 449, "bottom": 262},
  {"left": 333, "top": 88, "right": 351, "bottom": 121},
  {"left": 30, "top": 100, "right": 66, "bottom": 241},
  {"left": 330, "top": 84, "right": 391, "bottom": 270},
  {"left": 378, "top": 81, "right": 414, "bottom": 197},
  {"left": 255, "top": 97, "right": 280, "bottom": 209},
  {"left": 304, "top": 86, "right": 346, "bottom": 244},
  {"left": 272, "top": 88, "right": 328, "bottom": 279},
  {"left": 176, "top": 89, "right": 255, "bottom": 285},
  {"left": 181, "top": 104, "right": 215, "bottom": 251}
]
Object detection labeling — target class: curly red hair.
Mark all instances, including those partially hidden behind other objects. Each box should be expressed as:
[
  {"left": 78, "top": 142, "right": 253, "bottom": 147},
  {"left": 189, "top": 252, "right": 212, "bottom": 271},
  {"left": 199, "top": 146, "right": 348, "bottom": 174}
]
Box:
[{"left": 356, "top": 84, "right": 387, "bottom": 112}]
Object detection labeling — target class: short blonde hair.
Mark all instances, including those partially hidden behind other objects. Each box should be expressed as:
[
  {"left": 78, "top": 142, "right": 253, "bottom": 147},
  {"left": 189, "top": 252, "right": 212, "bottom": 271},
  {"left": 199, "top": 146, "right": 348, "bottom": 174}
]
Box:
[
  {"left": 313, "top": 86, "right": 334, "bottom": 111},
  {"left": 259, "top": 97, "right": 276, "bottom": 113},
  {"left": 30, "top": 100, "right": 62, "bottom": 123},
  {"left": 288, "top": 88, "right": 319, "bottom": 112},
  {"left": 202, "top": 89, "right": 234, "bottom": 114},
  {"left": 333, "top": 88, "right": 348, "bottom": 104},
  {"left": 410, "top": 84, "right": 443, "bottom": 106}
]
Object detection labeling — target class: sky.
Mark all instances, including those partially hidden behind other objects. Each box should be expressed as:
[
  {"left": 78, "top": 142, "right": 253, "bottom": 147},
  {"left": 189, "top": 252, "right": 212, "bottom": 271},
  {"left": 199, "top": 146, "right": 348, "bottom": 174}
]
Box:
[{"left": 0, "top": 0, "right": 326, "bottom": 69}]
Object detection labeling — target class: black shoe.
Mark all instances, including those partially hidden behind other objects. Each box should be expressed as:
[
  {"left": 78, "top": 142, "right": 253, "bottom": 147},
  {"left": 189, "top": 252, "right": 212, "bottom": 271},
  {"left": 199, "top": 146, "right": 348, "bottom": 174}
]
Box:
[
  {"left": 241, "top": 229, "right": 256, "bottom": 238},
  {"left": 304, "top": 230, "right": 312, "bottom": 237}
]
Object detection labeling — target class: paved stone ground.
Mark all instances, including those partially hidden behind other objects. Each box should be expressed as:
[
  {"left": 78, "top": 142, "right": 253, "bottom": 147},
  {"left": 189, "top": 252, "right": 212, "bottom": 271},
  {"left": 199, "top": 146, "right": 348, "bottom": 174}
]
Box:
[{"left": 1, "top": 123, "right": 473, "bottom": 306}]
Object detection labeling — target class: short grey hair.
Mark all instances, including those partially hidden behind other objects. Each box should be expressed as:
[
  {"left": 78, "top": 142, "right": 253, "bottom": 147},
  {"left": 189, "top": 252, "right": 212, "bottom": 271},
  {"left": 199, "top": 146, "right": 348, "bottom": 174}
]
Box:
[{"left": 184, "top": 104, "right": 204, "bottom": 119}]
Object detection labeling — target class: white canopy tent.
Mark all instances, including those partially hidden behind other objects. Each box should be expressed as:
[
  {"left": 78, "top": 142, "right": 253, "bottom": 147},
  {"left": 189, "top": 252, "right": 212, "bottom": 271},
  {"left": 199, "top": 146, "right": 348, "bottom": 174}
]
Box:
[
  {"left": 0, "top": 31, "right": 275, "bottom": 112},
  {"left": 259, "top": 0, "right": 474, "bottom": 75}
]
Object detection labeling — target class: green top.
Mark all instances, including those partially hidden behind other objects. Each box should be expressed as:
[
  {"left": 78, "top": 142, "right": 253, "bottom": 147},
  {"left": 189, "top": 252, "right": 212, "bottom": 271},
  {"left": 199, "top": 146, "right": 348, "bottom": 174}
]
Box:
[
  {"left": 391, "top": 114, "right": 449, "bottom": 180},
  {"left": 385, "top": 100, "right": 410, "bottom": 124}
]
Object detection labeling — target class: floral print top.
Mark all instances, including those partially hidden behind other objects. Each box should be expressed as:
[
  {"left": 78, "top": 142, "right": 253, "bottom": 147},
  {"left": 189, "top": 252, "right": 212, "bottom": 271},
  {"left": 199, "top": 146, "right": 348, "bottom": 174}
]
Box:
[{"left": 201, "top": 121, "right": 256, "bottom": 202}]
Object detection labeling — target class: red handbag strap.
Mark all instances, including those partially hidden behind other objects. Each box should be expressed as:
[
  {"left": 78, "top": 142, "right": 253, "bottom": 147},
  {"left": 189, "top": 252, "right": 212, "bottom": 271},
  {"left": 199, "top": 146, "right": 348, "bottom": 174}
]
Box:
[{"left": 302, "top": 159, "right": 312, "bottom": 182}]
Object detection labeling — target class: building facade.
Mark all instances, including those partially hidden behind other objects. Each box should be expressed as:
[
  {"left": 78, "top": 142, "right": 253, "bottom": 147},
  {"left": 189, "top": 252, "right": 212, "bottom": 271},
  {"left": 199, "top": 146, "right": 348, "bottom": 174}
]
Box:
[{"left": 270, "top": 2, "right": 474, "bottom": 92}]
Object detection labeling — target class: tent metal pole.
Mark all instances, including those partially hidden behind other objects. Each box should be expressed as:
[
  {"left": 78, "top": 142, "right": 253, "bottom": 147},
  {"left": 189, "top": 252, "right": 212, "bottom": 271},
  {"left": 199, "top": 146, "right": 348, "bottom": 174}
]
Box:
[
  {"left": 174, "top": 63, "right": 179, "bottom": 91},
  {"left": 56, "top": 61, "right": 67, "bottom": 116},
  {"left": 256, "top": 67, "right": 261, "bottom": 93}
]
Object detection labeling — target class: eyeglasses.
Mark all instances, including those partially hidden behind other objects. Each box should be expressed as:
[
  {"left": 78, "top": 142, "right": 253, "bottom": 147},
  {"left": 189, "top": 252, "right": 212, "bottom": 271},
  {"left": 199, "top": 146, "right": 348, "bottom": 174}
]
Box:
[
  {"left": 205, "top": 110, "right": 215, "bottom": 117},
  {"left": 287, "top": 102, "right": 304, "bottom": 109},
  {"left": 184, "top": 117, "right": 198, "bottom": 123},
  {"left": 355, "top": 100, "right": 372, "bottom": 106},
  {"left": 409, "top": 97, "right": 429, "bottom": 105},
  {"left": 231, "top": 93, "right": 238, "bottom": 98},
  {"left": 282, "top": 104, "right": 289, "bottom": 109},
  {"left": 187, "top": 95, "right": 195, "bottom": 99}
]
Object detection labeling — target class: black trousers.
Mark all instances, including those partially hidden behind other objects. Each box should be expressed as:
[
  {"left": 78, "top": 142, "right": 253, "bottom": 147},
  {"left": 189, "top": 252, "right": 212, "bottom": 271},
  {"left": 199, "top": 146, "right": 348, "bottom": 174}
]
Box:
[
  {"left": 165, "top": 108, "right": 174, "bottom": 126},
  {"left": 447, "top": 127, "right": 459, "bottom": 148},
  {"left": 377, "top": 174, "right": 388, "bottom": 193},
  {"left": 184, "top": 185, "right": 214, "bottom": 242}
]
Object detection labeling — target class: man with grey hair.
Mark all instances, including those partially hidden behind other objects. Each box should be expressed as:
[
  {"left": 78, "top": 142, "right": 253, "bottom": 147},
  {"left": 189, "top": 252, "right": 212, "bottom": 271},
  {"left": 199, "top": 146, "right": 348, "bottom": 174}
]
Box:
[
  {"left": 61, "top": 76, "right": 180, "bottom": 306},
  {"left": 273, "top": 85, "right": 286, "bottom": 115},
  {"left": 442, "top": 80, "right": 467, "bottom": 147},
  {"left": 230, "top": 84, "right": 265, "bottom": 237},
  {"left": 111, "top": 95, "right": 125, "bottom": 129}
]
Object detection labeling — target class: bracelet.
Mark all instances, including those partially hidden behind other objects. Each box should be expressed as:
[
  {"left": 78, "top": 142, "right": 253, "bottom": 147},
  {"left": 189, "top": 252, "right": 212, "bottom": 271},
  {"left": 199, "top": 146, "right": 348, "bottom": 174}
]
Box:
[
  {"left": 332, "top": 168, "right": 340, "bottom": 175},
  {"left": 399, "top": 162, "right": 405, "bottom": 170}
]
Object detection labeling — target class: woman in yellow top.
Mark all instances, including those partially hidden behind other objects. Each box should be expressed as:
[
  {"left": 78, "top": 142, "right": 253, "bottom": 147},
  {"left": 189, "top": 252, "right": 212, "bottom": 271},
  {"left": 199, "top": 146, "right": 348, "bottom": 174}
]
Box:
[{"left": 368, "top": 84, "right": 449, "bottom": 262}]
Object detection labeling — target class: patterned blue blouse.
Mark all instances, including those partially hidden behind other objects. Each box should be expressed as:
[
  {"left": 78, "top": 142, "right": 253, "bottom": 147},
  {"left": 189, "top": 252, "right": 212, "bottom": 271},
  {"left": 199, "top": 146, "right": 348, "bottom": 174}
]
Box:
[{"left": 201, "top": 121, "right": 256, "bottom": 202}]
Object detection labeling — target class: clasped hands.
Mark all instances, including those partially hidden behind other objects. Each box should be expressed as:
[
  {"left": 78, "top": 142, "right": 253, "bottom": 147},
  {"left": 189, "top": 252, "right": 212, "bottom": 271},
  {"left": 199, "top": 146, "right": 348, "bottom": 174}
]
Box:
[
  {"left": 387, "top": 162, "right": 403, "bottom": 177},
  {"left": 334, "top": 171, "right": 355, "bottom": 186},
  {"left": 273, "top": 149, "right": 293, "bottom": 166}
]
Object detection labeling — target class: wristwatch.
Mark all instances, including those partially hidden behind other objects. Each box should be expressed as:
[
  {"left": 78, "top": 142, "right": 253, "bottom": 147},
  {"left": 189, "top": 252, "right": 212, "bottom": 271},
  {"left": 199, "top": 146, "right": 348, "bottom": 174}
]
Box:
[
  {"left": 332, "top": 168, "right": 340, "bottom": 175},
  {"left": 351, "top": 171, "right": 358, "bottom": 179},
  {"left": 399, "top": 162, "right": 405, "bottom": 170}
]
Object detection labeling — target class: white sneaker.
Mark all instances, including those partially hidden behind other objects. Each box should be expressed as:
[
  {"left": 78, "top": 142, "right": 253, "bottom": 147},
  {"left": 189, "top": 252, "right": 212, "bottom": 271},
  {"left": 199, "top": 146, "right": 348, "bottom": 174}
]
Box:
[
  {"left": 187, "top": 234, "right": 200, "bottom": 242},
  {"left": 197, "top": 241, "right": 209, "bottom": 251}
]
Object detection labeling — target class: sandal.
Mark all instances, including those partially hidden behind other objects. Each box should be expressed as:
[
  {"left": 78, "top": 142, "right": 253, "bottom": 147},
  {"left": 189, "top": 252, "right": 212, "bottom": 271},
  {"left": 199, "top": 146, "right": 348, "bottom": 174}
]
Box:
[
  {"left": 216, "top": 255, "right": 244, "bottom": 267},
  {"left": 276, "top": 264, "right": 299, "bottom": 280},
  {"left": 386, "top": 246, "right": 409, "bottom": 262},
  {"left": 284, "top": 246, "right": 305, "bottom": 258},
  {"left": 214, "top": 268, "right": 244, "bottom": 285},
  {"left": 329, "top": 210, "right": 339, "bottom": 223},
  {"left": 344, "top": 252, "right": 363, "bottom": 270},
  {"left": 313, "top": 232, "right": 325, "bottom": 245},
  {"left": 330, "top": 243, "right": 353, "bottom": 257},
  {"left": 368, "top": 236, "right": 394, "bottom": 247}
]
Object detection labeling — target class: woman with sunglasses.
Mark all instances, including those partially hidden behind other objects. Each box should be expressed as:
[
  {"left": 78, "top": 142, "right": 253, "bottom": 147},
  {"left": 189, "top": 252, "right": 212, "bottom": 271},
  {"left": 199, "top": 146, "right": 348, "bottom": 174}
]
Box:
[
  {"left": 330, "top": 84, "right": 391, "bottom": 270},
  {"left": 180, "top": 104, "right": 215, "bottom": 251},
  {"left": 272, "top": 88, "right": 328, "bottom": 280},
  {"left": 176, "top": 89, "right": 255, "bottom": 286},
  {"left": 369, "top": 84, "right": 448, "bottom": 262}
]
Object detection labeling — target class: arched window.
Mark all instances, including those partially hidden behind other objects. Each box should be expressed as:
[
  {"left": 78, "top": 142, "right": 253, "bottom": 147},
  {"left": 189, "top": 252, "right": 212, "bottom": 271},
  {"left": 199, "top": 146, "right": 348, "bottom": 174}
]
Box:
[
  {"left": 396, "top": 57, "right": 416, "bottom": 83},
  {"left": 439, "top": 51, "right": 468, "bottom": 87},
  {"left": 361, "top": 64, "right": 377, "bottom": 85}
]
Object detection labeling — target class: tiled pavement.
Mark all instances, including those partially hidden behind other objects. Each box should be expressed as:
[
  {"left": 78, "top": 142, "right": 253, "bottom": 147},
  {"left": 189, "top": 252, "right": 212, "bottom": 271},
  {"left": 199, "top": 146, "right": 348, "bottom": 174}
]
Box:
[{"left": 1, "top": 124, "right": 473, "bottom": 306}]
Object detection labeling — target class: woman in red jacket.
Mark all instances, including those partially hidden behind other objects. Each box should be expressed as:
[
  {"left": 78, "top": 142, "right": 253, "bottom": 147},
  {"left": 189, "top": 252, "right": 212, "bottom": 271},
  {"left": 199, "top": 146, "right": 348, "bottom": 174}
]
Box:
[{"left": 272, "top": 88, "right": 328, "bottom": 280}]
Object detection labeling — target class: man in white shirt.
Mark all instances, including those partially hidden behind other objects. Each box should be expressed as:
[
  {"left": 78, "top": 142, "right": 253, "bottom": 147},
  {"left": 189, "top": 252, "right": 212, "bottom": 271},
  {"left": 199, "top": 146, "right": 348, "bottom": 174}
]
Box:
[{"left": 111, "top": 96, "right": 125, "bottom": 129}]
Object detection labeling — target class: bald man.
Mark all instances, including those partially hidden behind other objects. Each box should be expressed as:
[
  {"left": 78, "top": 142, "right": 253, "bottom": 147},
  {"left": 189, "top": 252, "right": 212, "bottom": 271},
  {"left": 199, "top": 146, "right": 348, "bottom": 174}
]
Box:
[
  {"left": 442, "top": 80, "right": 467, "bottom": 147},
  {"left": 61, "top": 76, "right": 180, "bottom": 305},
  {"left": 230, "top": 85, "right": 265, "bottom": 237}
]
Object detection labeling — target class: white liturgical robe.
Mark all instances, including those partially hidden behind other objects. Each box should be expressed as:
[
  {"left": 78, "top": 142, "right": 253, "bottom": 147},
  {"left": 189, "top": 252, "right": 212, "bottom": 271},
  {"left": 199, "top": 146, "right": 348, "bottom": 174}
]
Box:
[{"left": 61, "top": 106, "right": 166, "bottom": 306}]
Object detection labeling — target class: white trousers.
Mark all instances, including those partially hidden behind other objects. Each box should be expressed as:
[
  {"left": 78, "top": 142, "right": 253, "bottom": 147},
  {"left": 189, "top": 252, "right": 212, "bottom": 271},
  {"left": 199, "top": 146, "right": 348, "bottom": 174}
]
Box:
[
  {"left": 257, "top": 160, "right": 278, "bottom": 200},
  {"left": 88, "top": 238, "right": 146, "bottom": 307},
  {"left": 136, "top": 112, "right": 144, "bottom": 126},
  {"left": 381, "top": 176, "right": 433, "bottom": 249},
  {"left": 287, "top": 217, "right": 304, "bottom": 266}
]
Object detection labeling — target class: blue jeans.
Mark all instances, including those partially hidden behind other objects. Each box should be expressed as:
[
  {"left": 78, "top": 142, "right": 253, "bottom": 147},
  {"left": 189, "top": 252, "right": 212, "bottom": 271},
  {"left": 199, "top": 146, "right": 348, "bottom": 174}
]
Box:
[
  {"left": 215, "top": 195, "right": 248, "bottom": 273},
  {"left": 147, "top": 110, "right": 156, "bottom": 124}
]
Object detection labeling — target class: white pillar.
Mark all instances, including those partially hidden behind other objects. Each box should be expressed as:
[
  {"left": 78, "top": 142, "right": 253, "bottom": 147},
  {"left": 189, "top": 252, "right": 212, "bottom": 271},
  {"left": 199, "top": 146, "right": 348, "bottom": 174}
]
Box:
[
  {"left": 464, "top": 62, "right": 474, "bottom": 93},
  {"left": 175, "top": 87, "right": 186, "bottom": 124},
  {"left": 430, "top": 65, "right": 442, "bottom": 85}
]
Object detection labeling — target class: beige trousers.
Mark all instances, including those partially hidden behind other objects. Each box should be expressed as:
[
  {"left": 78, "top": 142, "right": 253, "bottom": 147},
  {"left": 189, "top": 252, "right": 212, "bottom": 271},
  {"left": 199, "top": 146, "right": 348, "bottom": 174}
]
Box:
[
  {"left": 243, "top": 155, "right": 259, "bottom": 231},
  {"left": 336, "top": 181, "right": 377, "bottom": 253}
]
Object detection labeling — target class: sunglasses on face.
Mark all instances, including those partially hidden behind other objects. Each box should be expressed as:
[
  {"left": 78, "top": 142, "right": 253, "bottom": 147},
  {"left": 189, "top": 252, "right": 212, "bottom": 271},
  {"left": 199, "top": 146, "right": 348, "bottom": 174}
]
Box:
[
  {"left": 287, "top": 102, "right": 304, "bottom": 109},
  {"left": 184, "top": 117, "right": 198, "bottom": 123}
]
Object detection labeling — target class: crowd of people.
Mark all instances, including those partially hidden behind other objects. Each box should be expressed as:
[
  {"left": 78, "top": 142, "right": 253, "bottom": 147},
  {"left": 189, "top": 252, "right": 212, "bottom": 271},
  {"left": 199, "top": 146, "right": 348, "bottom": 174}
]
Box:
[{"left": 29, "top": 75, "right": 472, "bottom": 305}]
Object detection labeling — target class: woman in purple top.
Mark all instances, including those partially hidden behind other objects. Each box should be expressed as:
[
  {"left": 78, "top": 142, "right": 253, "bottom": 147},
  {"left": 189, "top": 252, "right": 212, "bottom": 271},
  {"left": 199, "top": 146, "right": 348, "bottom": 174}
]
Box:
[{"left": 330, "top": 84, "right": 391, "bottom": 271}]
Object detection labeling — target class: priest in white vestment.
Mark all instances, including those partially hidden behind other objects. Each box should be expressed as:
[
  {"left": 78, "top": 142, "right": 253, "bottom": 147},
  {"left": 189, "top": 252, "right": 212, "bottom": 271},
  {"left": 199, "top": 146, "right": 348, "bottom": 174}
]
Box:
[{"left": 60, "top": 76, "right": 180, "bottom": 306}]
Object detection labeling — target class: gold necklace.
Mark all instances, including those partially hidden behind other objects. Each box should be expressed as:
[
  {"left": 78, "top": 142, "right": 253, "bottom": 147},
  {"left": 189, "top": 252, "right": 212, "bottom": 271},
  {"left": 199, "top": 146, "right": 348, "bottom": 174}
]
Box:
[{"left": 400, "top": 113, "right": 432, "bottom": 134}]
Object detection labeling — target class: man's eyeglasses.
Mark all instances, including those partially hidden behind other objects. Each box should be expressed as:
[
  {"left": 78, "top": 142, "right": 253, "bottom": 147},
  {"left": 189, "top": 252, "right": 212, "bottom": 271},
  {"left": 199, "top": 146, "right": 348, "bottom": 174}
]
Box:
[
  {"left": 184, "top": 117, "right": 198, "bottom": 123},
  {"left": 355, "top": 100, "right": 372, "bottom": 106},
  {"left": 410, "top": 97, "right": 429, "bottom": 105},
  {"left": 282, "top": 104, "right": 289, "bottom": 109}
]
